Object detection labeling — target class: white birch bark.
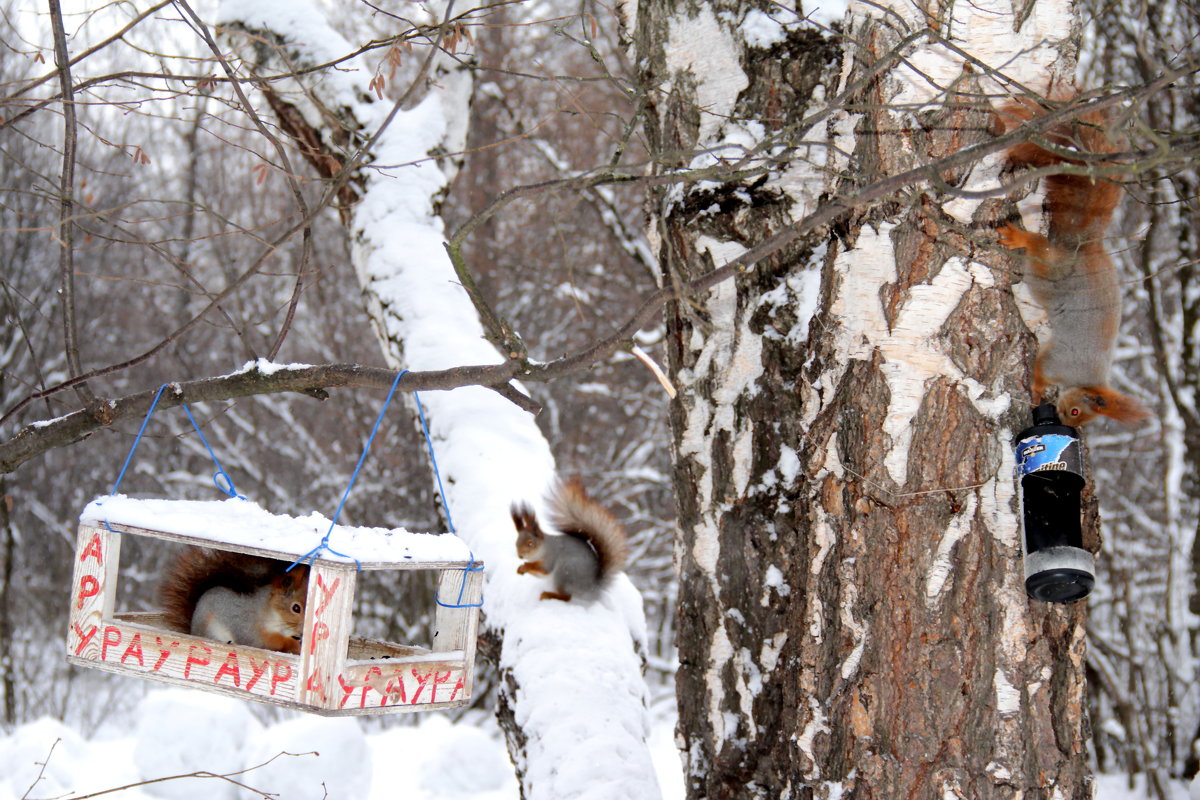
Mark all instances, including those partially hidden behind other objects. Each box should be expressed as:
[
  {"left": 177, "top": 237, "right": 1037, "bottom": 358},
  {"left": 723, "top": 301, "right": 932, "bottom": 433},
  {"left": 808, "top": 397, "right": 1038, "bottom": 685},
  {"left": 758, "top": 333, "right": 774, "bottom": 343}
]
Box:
[{"left": 646, "top": 0, "right": 1092, "bottom": 795}]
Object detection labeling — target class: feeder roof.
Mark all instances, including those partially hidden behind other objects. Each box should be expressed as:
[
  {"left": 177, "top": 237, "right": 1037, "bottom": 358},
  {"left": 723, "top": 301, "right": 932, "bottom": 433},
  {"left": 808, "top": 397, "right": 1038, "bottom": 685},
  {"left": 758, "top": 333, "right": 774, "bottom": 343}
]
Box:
[{"left": 80, "top": 495, "right": 476, "bottom": 569}]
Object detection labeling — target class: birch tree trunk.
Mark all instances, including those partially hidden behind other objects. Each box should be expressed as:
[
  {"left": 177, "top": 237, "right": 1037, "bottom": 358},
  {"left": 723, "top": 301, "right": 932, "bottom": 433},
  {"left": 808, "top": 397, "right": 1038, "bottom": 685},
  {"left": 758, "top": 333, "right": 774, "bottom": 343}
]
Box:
[
  {"left": 216, "top": 3, "right": 660, "bottom": 798},
  {"left": 639, "top": 0, "right": 1094, "bottom": 796}
]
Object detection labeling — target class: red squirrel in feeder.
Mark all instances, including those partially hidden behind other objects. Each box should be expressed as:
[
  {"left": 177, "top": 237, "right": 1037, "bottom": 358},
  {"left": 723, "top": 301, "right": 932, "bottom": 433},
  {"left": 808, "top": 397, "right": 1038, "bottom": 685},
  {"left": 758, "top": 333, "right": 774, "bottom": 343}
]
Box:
[
  {"left": 159, "top": 548, "right": 309, "bottom": 654},
  {"left": 994, "top": 94, "right": 1150, "bottom": 426},
  {"left": 511, "top": 478, "right": 629, "bottom": 602}
]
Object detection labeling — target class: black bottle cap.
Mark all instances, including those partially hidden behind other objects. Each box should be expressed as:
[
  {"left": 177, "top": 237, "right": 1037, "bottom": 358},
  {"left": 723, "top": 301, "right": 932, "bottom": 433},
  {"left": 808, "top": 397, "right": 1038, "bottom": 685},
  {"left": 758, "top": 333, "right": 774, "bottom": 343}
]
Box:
[
  {"left": 1015, "top": 403, "right": 1079, "bottom": 445},
  {"left": 1031, "top": 403, "right": 1059, "bottom": 426},
  {"left": 1025, "top": 568, "right": 1094, "bottom": 604}
]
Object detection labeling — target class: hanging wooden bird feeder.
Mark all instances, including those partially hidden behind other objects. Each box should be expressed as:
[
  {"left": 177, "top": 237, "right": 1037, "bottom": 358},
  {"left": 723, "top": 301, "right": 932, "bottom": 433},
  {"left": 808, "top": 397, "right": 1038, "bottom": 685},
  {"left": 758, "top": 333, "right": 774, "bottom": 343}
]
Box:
[{"left": 67, "top": 495, "right": 484, "bottom": 716}]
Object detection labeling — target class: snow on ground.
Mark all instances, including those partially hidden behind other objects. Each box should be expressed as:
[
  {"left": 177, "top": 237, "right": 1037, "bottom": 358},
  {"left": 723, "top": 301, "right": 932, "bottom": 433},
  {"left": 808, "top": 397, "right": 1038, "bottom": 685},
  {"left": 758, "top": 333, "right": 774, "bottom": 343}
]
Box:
[
  {"left": 0, "top": 688, "right": 686, "bottom": 800},
  {"left": 0, "top": 687, "right": 1185, "bottom": 800}
]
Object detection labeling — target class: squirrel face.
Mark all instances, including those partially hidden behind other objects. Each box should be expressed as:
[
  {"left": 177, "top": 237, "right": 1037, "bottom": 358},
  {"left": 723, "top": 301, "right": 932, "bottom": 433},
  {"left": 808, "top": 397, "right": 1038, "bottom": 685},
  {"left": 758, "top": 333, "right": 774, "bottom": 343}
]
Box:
[
  {"left": 267, "top": 566, "right": 309, "bottom": 651},
  {"left": 511, "top": 504, "right": 546, "bottom": 559},
  {"left": 1059, "top": 386, "right": 1151, "bottom": 427}
]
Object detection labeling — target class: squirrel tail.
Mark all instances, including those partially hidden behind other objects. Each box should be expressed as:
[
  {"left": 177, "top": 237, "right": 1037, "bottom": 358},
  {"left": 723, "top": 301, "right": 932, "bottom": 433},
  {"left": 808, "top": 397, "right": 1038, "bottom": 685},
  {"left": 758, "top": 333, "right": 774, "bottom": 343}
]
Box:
[
  {"left": 546, "top": 478, "right": 629, "bottom": 578},
  {"left": 159, "top": 547, "right": 287, "bottom": 633}
]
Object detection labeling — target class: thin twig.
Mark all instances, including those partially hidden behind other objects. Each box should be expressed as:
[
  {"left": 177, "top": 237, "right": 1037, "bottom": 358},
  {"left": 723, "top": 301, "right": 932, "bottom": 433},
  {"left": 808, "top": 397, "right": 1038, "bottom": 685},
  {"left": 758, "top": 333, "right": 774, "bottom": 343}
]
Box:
[{"left": 47, "top": 0, "right": 92, "bottom": 403}]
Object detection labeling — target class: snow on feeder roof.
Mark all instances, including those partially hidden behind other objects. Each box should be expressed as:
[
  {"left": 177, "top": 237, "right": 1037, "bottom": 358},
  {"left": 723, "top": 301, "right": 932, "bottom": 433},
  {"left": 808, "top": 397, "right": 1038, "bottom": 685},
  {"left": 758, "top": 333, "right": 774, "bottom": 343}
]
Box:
[
  {"left": 79, "top": 495, "right": 476, "bottom": 567},
  {"left": 68, "top": 496, "right": 484, "bottom": 716}
]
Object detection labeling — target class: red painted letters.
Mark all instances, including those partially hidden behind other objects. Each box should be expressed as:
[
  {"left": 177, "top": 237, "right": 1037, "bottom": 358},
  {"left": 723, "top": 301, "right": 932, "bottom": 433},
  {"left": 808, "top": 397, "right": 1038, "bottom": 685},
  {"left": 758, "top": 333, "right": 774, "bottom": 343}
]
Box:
[
  {"left": 79, "top": 532, "right": 103, "bottom": 564},
  {"left": 76, "top": 575, "right": 100, "bottom": 609}
]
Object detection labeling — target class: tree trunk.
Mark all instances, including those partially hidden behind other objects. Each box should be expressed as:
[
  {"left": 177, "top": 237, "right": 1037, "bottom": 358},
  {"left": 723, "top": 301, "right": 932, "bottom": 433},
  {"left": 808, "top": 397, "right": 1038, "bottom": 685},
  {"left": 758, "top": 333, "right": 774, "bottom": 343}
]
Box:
[{"left": 640, "top": 0, "right": 1093, "bottom": 797}]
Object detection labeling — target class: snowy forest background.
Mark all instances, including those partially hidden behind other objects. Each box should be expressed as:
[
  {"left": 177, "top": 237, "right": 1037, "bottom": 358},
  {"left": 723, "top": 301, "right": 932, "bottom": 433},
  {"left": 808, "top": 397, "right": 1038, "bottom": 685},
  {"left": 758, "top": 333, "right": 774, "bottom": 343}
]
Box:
[{"left": 0, "top": 0, "right": 1197, "bottom": 798}]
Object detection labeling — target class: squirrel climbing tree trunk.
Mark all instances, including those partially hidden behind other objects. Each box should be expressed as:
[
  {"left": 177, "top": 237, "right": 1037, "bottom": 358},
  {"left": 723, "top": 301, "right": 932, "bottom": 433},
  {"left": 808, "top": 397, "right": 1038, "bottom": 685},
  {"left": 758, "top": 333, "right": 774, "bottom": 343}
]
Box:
[{"left": 637, "top": 0, "right": 1094, "bottom": 797}]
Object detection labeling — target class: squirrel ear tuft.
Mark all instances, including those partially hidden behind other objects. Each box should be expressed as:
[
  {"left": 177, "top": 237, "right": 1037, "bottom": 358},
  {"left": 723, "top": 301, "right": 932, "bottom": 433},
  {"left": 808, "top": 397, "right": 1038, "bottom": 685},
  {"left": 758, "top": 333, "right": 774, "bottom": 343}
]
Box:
[{"left": 510, "top": 502, "right": 537, "bottom": 533}]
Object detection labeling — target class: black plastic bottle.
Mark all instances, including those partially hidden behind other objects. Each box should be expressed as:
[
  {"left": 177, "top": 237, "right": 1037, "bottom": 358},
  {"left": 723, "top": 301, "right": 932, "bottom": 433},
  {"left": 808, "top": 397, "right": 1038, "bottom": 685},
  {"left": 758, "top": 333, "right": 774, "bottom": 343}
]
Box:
[{"left": 1013, "top": 403, "right": 1095, "bottom": 603}]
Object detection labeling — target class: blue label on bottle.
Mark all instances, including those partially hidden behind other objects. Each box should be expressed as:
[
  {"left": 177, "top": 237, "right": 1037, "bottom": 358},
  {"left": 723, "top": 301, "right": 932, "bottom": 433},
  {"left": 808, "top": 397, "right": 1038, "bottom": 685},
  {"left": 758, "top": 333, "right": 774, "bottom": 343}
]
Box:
[{"left": 1016, "top": 433, "right": 1080, "bottom": 476}]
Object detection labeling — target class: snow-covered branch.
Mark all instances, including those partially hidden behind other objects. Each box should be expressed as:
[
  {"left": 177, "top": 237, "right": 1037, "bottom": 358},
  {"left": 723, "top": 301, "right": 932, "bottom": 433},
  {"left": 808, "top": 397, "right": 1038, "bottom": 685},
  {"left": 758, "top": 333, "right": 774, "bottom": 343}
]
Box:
[{"left": 0, "top": 361, "right": 536, "bottom": 475}]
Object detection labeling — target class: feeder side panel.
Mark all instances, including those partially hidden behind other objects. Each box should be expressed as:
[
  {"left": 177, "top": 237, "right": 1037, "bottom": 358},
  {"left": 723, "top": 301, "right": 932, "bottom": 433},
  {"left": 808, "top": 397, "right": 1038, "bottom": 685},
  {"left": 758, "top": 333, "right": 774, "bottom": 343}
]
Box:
[
  {"left": 297, "top": 563, "right": 355, "bottom": 711},
  {"left": 432, "top": 566, "right": 484, "bottom": 653},
  {"left": 339, "top": 657, "right": 467, "bottom": 711},
  {"left": 67, "top": 524, "right": 121, "bottom": 659},
  {"left": 462, "top": 567, "right": 484, "bottom": 700},
  {"left": 72, "top": 620, "right": 300, "bottom": 700},
  {"left": 435, "top": 566, "right": 483, "bottom": 699}
]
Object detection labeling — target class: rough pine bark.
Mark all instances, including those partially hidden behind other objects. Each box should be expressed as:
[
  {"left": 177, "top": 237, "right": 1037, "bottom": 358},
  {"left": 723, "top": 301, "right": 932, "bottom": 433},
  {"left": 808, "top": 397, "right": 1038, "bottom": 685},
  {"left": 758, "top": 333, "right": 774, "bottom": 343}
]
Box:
[{"left": 639, "top": 0, "right": 1093, "bottom": 797}]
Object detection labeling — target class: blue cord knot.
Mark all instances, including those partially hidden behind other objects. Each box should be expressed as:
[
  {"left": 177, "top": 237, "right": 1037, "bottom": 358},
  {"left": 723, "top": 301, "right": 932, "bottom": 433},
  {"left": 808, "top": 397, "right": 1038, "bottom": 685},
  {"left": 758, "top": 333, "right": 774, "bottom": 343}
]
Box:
[{"left": 434, "top": 552, "right": 484, "bottom": 609}]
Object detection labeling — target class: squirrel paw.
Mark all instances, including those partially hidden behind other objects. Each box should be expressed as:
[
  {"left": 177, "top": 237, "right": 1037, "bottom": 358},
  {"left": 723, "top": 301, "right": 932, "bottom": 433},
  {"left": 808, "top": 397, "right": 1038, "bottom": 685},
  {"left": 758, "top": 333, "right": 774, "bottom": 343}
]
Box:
[
  {"left": 539, "top": 591, "right": 573, "bottom": 602},
  {"left": 997, "top": 223, "right": 1028, "bottom": 250}
]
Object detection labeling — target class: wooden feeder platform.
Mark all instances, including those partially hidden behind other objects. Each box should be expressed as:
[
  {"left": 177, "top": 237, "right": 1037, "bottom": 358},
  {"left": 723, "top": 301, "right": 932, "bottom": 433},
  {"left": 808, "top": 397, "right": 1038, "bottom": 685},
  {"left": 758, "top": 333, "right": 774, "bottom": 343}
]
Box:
[{"left": 68, "top": 496, "right": 484, "bottom": 716}]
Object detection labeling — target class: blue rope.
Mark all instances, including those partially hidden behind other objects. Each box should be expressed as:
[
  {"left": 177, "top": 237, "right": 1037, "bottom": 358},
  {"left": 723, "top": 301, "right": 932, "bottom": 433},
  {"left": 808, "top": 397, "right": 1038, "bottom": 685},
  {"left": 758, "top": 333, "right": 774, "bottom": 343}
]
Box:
[
  {"left": 106, "top": 376, "right": 482, "bottom": 610},
  {"left": 291, "top": 369, "right": 482, "bottom": 606},
  {"left": 412, "top": 388, "right": 482, "bottom": 610},
  {"left": 180, "top": 404, "right": 241, "bottom": 498},
  {"left": 287, "top": 370, "right": 413, "bottom": 573},
  {"left": 110, "top": 383, "right": 170, "bottom": 496},
  {"left": 414, "top": 390, "right": 455, "bottom": 533},
  {"left": 109, "top": 383, "right": 241, "bottom": 497},
  {"left": 102, "top": 383, "right": 242, "bottom": 534},
  {"left": 435, "top": 558, "right": 484, "bottom": 609}
]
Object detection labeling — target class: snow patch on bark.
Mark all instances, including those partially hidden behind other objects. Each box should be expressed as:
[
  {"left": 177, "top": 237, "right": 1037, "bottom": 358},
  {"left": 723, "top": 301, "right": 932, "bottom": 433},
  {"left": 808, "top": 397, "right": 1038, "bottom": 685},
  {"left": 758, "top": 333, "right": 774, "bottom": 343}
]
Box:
[
  {"left": 778, "top": 445, "right": 801, "bottom": 483},
  {"left": 738, "top": 8, "right": 787, "bottom": 48},
  {"left": 805, "top": 0, "right": 850, "bottom": 27},
  {"left": 218, "top": 0, "right": 372, "bottom": 124},
  {"left": 758, "top": 266, "right": 824, "bottom": 350},
  {"left": 762, "top": 564, "right": 791, "bottom": 606}
]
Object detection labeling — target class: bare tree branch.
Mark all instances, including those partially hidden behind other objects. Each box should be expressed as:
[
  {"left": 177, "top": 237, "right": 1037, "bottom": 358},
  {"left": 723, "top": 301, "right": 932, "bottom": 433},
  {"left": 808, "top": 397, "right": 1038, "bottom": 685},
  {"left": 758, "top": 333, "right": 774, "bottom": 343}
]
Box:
[
  {"left": 10, "top": 0, "right": 175, "bottom": 103},
  {"left": 47, "top": 0, "right": 91, "bottom": 403},
  {"left": 2, "top": 74, "right": 1190, "bottom": 476},
  {"left": 21, "top": 739, "right": 316, "bottom": 800}
]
